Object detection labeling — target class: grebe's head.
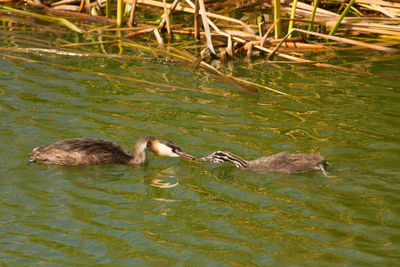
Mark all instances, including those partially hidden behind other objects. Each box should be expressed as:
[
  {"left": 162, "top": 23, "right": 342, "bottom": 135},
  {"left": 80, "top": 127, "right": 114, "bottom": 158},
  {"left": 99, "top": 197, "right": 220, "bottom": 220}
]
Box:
[{"left": 148, "top": 138, "right": 197, "bottom": 160}]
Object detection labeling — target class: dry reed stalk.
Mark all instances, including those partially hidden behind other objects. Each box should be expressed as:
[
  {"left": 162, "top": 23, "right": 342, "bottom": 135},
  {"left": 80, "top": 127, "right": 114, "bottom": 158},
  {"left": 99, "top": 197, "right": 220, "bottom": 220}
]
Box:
[
  {"left": 361, "top": 3, "right": 398, "bottom": 18},
  {"left": 295, "top": 28, "right": 398, "bottom": 52},
  {"left": 200, "top": 47, "right": 208, "bottom": 60},
  {"left": 2, "top": 5, "right": 85, "bottom": 32},
  {"left": 267, "top": 33, "right": 289, "bottom": 59},
  {"left": 0, "top": 47, "right": 92, "bottom": 56},
  {"left": 196, "top": 0, "right": 215, "bottom": 56},
  {"left": 222, "top": 74, "right": 287, "bottom": 95},
  {"left": 168, "top": 28, "right": 212, "bottom": 36},
  {"left": 326, "top": 21, "right": 400, "bottom": 36},
  {"left": 222, "top": 30, "right": 259, "bottom": 42},
  {"left": 78, "top": 0, "right": 84, "bottom": 12},
  {"left": 127, "top": 0, "right": 137, "bottom": 26},
  {"left": 354, "top": 0, "right": 400, "bottom": 8},
  {"left": 284, "top": 17, "right": 326, "bottom": 25},
  {"left": 51, "top": 0, "right": 80, "bottom": 7},
  {"left": 260, "top": 19, "right": 280, "bottom": 48},
  {"left": 194, "top": 0, "right": 200, "bottom": 40},
  {"left": 169, "top": 27, "right": 303, "bottom": 47},
  {"left": 133, "top": 0, "right": 254, "bottom": 33},
  {"left": 54, "top": 0, "right": 99, "bottom": 10},
  {"left": 187, "top": 13, "right": 312, "bottom": 64},
  {"left": 277, "top": 42, "right": 327, "bottom": 49},
  {"left": 125, "top": 27, "right": 155, "bottom": 38},
  {"left": 184, "top": 0, "right": 231, "bottom": 55},
  {"left": 84, "top": 0, "right": 90, "bottom": 13},
  {"left": 341, "top": 17, "right": 400, "bottom": 22},
  {"left": 53, "top": 5, "right": 80, "bottom": 11},
  {"left": 281, "top": 7, "right": 335, "bottom": 19},
  {"left": 162, "top": 0, "right": 172, "bottom": 39},
  {"left": 314, "top": 62, "right": 372, "bottom": 75},
  {"left": 191, "top": 14, "right": 239, "bottom": 59},
  {"left": 268, "top": 37, "right": 304, "bottom": 44},
  {"left": 236, "top": 36, "right": 314, "bottom": 63},
  {"left": 60, "top": 40, "right": 119, "bottom": 47},
  {"left": 163, "top": 46, "right": 261, "bottom": 94},
  {"left": 90, "top": 25, "right": 155, "bottom": 32},
  {"left": 350, "top": 6, "right": 364, "bottom": 17},
  {"left": 345, "top": 22, "right": 400, "bottom": 32},
  {"left": 266, "top": 31, "right": 329, "bottom": 59},
  {"left": 260, "top": 31, "right": 373, "bottom": 74},
  {"left": 159, "top": 0, "right": 179, "bottom": 29},
  {"left": 45, "top": 6, "right": 116, "bottom": 24},
  {"left": 258, "top": 22, "right": 263, "bottom": 38},
  {"left": 246, "top": 42, "right": 253, "bottom": 56},
  {"left": 226, "top": 34, "right": 233, "bottom": 57},
  {"left": 295, "top": 1, "right": 339, "bottom": 17},
  {"left": 342, "top": 26, "right": 400, "bottom": 36},
  {"left": 153, "top": 29, "right": 164, "bottom": 45}
]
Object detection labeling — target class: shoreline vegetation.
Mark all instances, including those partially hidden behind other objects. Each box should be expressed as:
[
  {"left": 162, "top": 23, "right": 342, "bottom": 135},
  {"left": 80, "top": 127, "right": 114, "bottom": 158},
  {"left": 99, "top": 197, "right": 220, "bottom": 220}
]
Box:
[{"left": 0, "top": 0, "right": 399, "bottom": 94}]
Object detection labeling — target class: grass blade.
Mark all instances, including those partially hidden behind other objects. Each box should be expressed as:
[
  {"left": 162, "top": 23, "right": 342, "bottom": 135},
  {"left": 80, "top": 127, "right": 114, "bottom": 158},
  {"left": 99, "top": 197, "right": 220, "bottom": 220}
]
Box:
[
  {"left": 306, "top": 0, "right": 319, "bottom": 39},
  {"left": 273, "top": 0, "right": 281, "bottom": 38},
  {"left": 287, "top": 0, "right": 298, "bottom": 38},
  {"left": 0, "top": 5, "right": 84, "bottom": 33},
  {"left": 329, "top": 0, "right": 356, "bottom": 36}
]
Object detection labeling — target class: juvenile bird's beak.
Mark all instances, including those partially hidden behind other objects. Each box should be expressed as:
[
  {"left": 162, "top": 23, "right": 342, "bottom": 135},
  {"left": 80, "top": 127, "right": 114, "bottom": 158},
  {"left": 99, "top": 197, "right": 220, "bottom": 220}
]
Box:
[
  {"left": 200, "top": 155, "right": 212, "bottom": 161},
  {"left": 175, "top": 150, "right": 197, "bottom": 160}
]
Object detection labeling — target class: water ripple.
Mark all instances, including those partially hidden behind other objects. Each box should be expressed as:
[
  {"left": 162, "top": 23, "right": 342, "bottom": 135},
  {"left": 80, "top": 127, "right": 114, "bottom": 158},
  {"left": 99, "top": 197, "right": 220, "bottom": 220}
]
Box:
[{"left": 1, "top": 44, "right": 400, "bottom": 265}]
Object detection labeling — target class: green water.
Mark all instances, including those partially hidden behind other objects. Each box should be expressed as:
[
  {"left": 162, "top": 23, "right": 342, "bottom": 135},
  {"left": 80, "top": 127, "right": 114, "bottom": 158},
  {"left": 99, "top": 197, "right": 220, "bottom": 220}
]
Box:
[{"left": 1, "top": 20, "right": 400, "bottom": 266}]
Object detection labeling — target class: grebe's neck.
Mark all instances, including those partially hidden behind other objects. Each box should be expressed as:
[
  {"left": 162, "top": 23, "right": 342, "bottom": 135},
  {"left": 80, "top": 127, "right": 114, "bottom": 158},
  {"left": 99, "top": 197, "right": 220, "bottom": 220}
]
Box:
[
  {"left": 129, "top": 136, "right": 155, "bottom": 164},
  {"left": 221, "top": 152, "right": 249, "bottom": 169}
]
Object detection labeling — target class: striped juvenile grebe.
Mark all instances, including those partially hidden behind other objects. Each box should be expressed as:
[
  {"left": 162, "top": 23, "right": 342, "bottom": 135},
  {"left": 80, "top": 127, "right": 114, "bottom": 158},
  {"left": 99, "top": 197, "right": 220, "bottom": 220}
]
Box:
[
  {"left": 201, "top": 151, "right": 327, "bottom": 175},
  {"left": 29, "top": 136, "right": 196, "bottom": 166}
]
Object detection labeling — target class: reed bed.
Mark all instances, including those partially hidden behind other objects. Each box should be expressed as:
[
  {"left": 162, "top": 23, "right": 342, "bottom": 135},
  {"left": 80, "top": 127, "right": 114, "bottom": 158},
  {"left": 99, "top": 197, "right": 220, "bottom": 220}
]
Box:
[{"left": 0, "top": 0, "right": 399, "bottom": 94}]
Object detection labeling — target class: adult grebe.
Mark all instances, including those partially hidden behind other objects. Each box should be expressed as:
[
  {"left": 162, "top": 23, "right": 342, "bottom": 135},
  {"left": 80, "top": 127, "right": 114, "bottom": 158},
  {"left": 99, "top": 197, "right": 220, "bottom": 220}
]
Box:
[
  {"left": 29, "top": 136, "right": 196, "bottom": 166},
  {"left": 201, "top": 151, "right": 327, "bottom": 174}
]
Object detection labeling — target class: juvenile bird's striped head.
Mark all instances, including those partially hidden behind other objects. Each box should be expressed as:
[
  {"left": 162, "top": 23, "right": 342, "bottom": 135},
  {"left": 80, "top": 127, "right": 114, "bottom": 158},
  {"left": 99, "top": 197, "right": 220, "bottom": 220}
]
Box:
[{"left": 200, "top": 151, "right": 248, "bottom": 169}]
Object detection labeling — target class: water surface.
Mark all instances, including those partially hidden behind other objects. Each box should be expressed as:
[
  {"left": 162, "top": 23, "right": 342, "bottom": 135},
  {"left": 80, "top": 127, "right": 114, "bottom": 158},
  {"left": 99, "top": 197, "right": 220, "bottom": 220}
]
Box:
[{"left": 1, "top": 18, "right": 400, "bottom": 266}]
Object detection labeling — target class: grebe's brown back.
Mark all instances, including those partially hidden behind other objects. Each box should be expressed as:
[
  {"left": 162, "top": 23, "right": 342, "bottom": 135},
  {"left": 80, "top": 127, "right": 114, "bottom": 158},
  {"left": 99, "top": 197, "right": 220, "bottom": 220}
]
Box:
[{"left": 29, "top": 136, "right": 196, "bottom": 166}]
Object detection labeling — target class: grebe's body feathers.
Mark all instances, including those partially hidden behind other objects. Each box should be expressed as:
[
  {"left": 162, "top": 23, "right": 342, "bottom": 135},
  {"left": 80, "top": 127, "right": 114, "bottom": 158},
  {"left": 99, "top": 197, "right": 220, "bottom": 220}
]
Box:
[
  {"left": 247, "top": 151, "right": 325, "bottom": 173},
  {"left": 201, "top": 151, "right": 326, "bottom": 174},
  {"left": 29, "top": 136, "right": 195, "bottom": 166}
]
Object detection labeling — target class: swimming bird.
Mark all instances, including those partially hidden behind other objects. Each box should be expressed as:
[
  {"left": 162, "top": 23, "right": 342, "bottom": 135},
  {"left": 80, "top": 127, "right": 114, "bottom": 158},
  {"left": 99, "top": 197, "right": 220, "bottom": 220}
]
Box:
[
  {"left": 201, "top": 151, "right": 327, "bottom": 174},
  {"left": 29, "top": 136, "right": 196, "bottom": 166}
]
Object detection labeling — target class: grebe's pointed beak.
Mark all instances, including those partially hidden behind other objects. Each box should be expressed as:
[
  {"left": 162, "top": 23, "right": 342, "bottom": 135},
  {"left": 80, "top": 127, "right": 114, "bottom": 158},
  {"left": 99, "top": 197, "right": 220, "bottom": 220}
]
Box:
[{"left": 175, "top": 150, "right": 197, "bottom": 160}]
